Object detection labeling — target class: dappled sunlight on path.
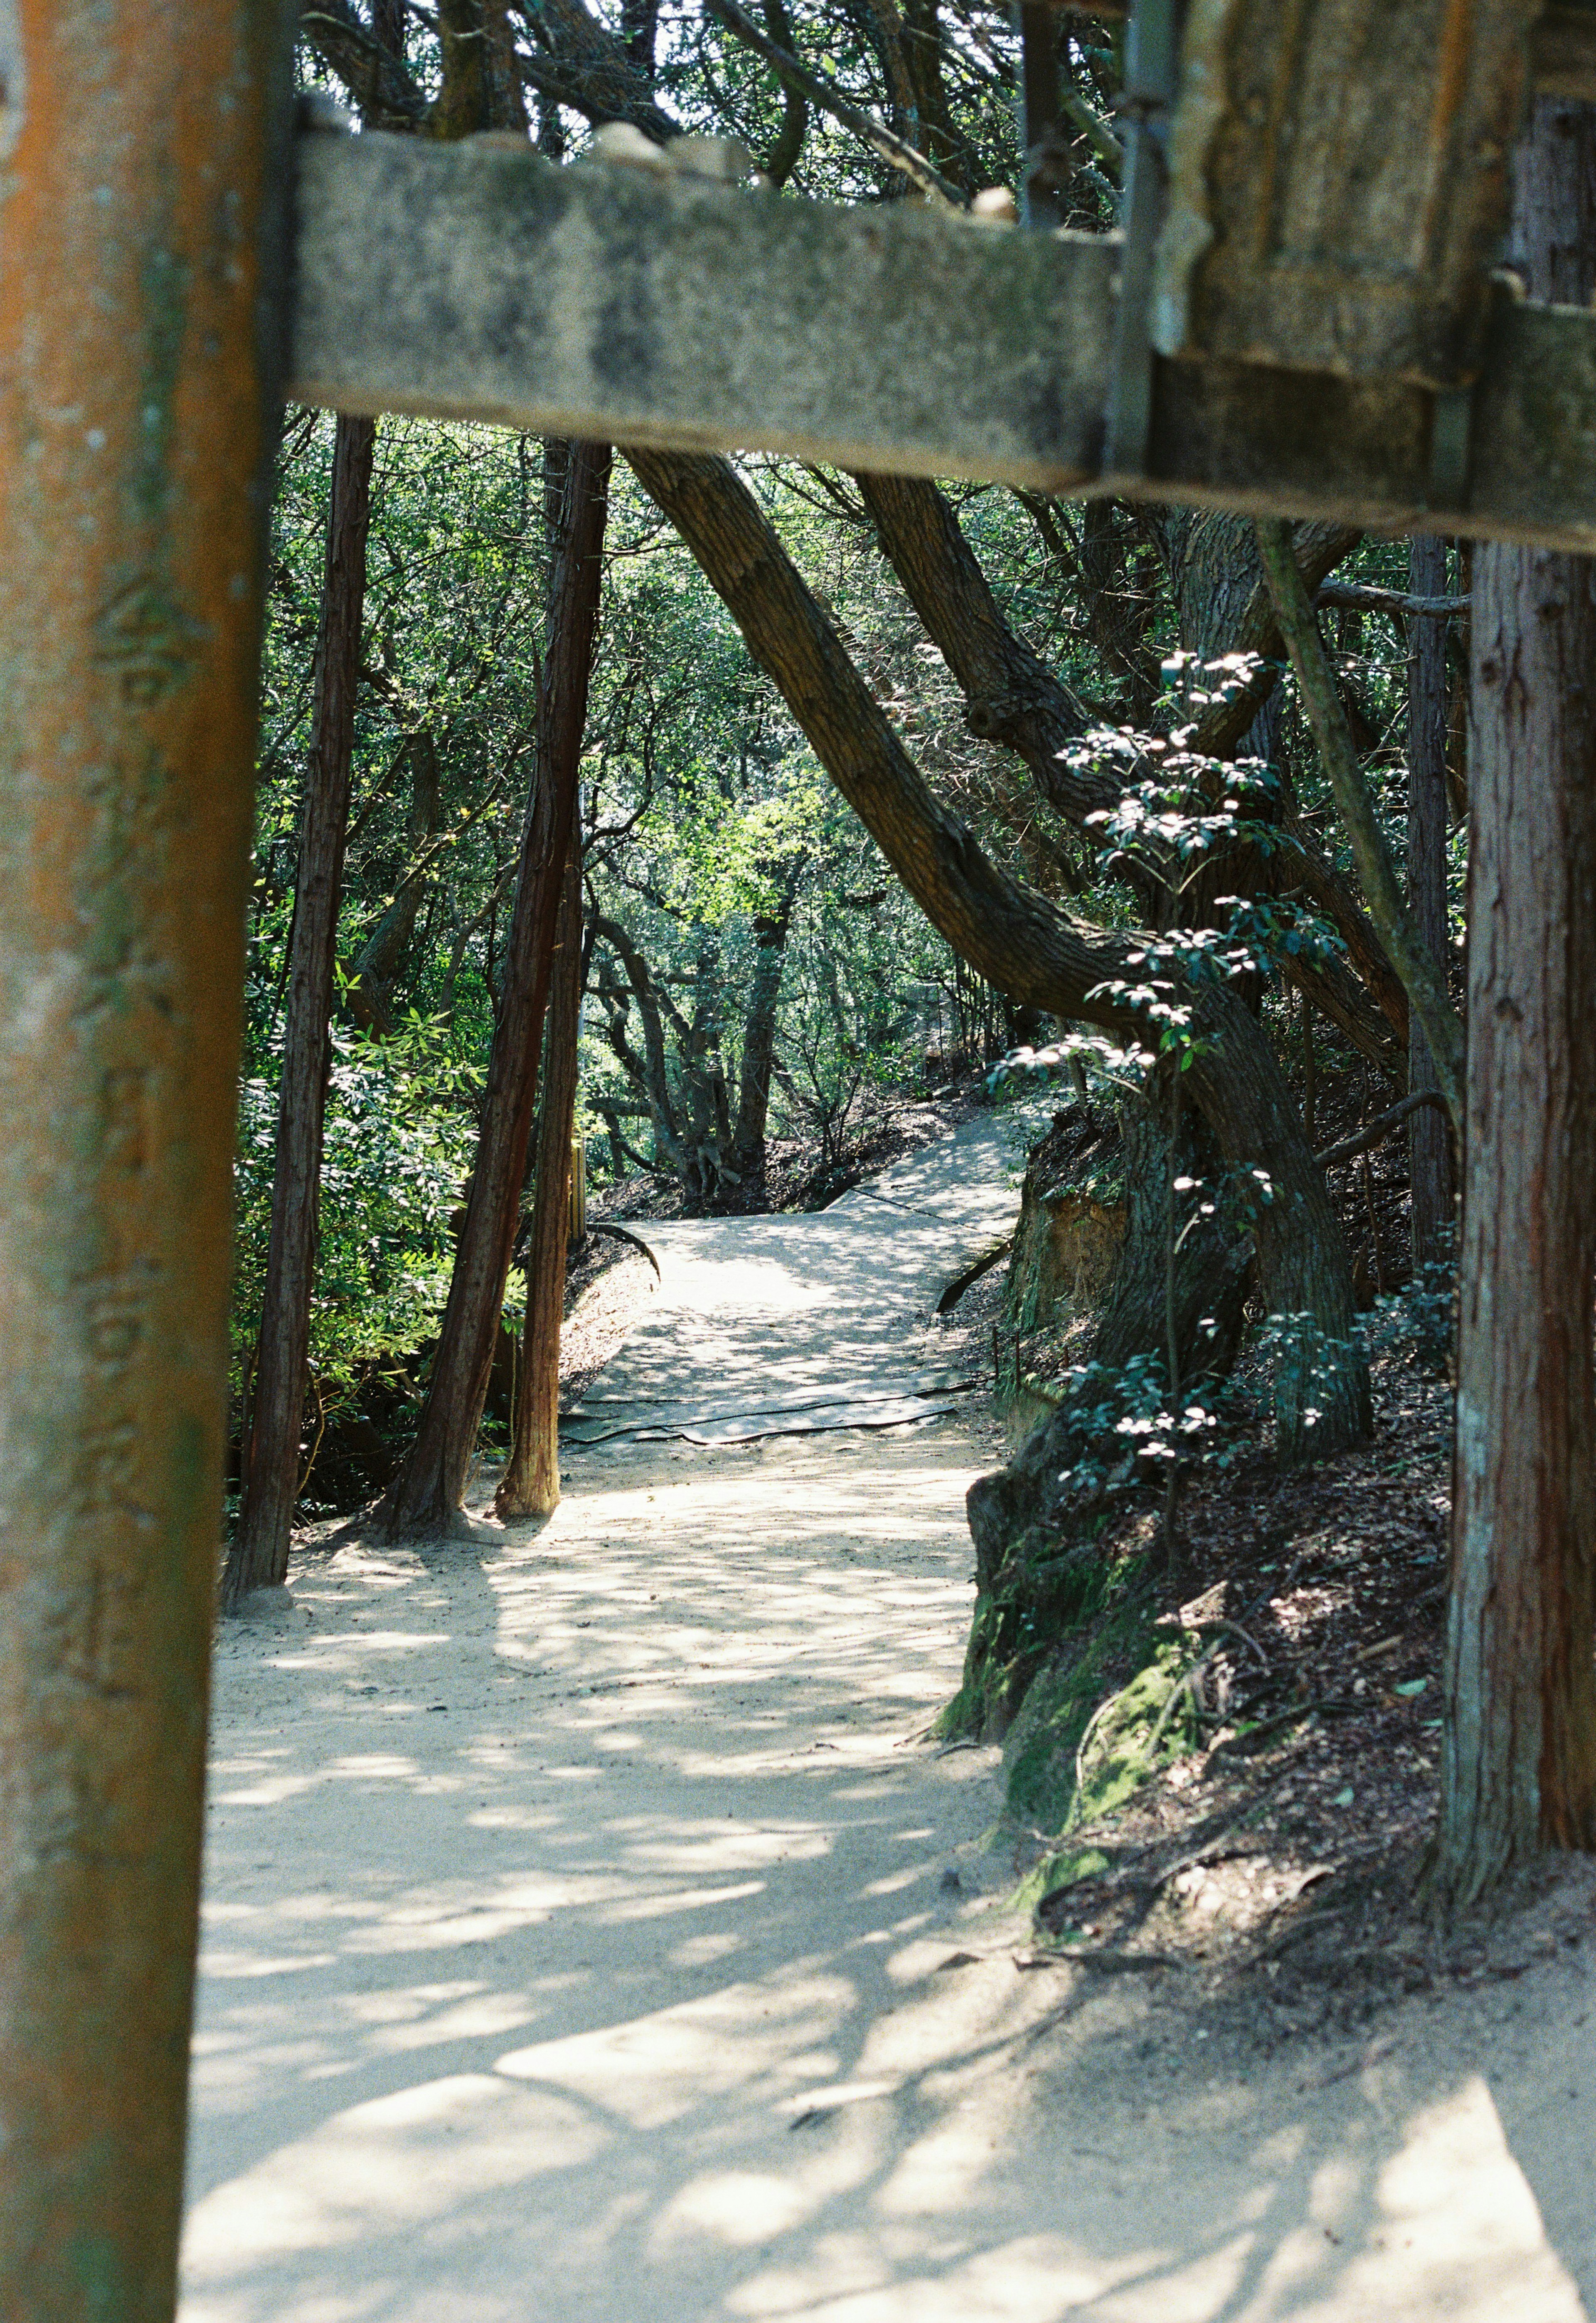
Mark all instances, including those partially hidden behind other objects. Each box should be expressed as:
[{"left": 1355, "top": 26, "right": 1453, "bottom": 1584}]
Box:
[
  {"left": 562, "top": 1112, "right": 1027, "bottom": 1447},
  {"left": 184, "top": 1113, "right": 1596, "bottom": 2322},
  {"left": 186, "top": 1430, "right": 1596, "bottom": 2323}
]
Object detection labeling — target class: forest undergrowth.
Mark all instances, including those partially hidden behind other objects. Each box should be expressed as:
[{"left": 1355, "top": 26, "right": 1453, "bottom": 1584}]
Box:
[
  {"left": 966, "top": 1255, "right": 1596, "bottom": 2052},
  {"left": 594, "top": 1071, "right": 987, "bottom": 1219},
  {"left": 927, "top": 1041, "right": 1594, "bottom": 2033}
]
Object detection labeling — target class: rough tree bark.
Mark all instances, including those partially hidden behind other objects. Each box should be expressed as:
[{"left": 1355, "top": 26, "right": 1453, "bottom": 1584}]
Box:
[
  {"left": 1433, "top": 96, "right": 1596, "bottom": 1907},
  {"left": 0, "top": 3, "right": 290, "bottom": 2310},
  {"left": 1407, "top": 534, "right": 1455, "bottom": 1268},
  {"left": 379, "top": 442, "right": 612, "bottom": 1538},
  {"left": 495, "top": 837, "right": 584, "bottom": 1519},
  {"left": 728, "top": 864, "right": 800, "bottom": 1186},
  {"left": 223, "top": 413, "right": 376, "bottom": 1609},
  {"left": 628, "top": 445, "right": 1367, "bottom": 1460}
]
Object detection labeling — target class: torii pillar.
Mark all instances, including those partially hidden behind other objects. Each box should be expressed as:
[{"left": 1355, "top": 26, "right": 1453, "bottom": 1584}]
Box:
[{"left": 0, "top": 6, "right": 293, "bottom": 2316}]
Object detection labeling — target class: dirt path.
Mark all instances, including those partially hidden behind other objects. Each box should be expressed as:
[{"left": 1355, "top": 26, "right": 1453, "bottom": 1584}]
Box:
[{"left": 184, "top": 1119, "right": 1596, "bottom": 2322}]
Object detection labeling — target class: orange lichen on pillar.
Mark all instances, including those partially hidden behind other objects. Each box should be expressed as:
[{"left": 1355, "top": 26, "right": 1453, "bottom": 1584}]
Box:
[{"left": 0, "top": 8, "right": 292, "bottom": 2317}]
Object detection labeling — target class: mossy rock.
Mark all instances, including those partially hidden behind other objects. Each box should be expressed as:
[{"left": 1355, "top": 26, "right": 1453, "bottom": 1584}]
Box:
[
  {"left": 1002, "top": 1615, "right": 1196, "bottom": 1838},
  {"left": 1012, "top": 1844, "right": 1110, "bottom": 1916},
  {"left": 933, "top": 1523, "right": 1111, "bottom": 1743}
]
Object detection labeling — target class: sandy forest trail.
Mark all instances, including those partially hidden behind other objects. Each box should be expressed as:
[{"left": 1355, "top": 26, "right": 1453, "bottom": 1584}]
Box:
[{"left": 186, "top": 1118, "right": 1596, "bottom": 2323}]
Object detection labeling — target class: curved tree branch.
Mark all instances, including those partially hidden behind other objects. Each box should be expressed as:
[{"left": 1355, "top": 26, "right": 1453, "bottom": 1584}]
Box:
[
  {"left": 703, "top": 0, "right": 965, "bottom": 205},
  {"left": 626, "top": 442, "right": 1367, "bottom": 1455},
  {"left": 300, "top": 1, "right": 429, "bottom": 127},
  {"left": 1256, "top": 517, "right": 1465, "bottom": 1130}
]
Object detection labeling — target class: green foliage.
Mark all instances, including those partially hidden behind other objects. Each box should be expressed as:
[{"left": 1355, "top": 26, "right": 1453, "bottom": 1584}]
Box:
[
  {"left": 234, "top": 1018, "right": 475, "bottom": 1402},
  {"left": 1364, "top": 1230, "right": 1458, "bottom": 1376},
  {"left": 1044, "top": 1351, "right": 1243, "bottom": 1494}
]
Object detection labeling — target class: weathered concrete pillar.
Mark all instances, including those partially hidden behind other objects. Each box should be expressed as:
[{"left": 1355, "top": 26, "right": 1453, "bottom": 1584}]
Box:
[{"left": 0, "top": 7, "right": 292, "bottom": 2314}]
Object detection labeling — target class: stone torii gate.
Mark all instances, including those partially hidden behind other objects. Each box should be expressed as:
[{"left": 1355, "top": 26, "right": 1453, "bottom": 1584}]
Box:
[{"left": 1, "top": 0, "right": 1593, "bottom": 2311}]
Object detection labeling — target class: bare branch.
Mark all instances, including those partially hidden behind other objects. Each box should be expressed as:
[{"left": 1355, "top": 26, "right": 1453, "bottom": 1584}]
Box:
[
  {"left": 1316, "top": 582, "right": 1469, "bottom": 620},
  {"left": 1316, "top": 1089, "right": 1451, "bottom": 1170},
  {"left": 702, "top": 0, "right": 966, "bottom": 207}
]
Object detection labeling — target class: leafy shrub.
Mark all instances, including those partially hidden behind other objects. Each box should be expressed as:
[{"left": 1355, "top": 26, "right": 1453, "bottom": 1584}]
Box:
[
  {"left": 1363, "top": 1229, "right": 1458, "bottom": 1376},
  {"left": 232, "top": 1015, "right": 478, "bottom": 1410}
]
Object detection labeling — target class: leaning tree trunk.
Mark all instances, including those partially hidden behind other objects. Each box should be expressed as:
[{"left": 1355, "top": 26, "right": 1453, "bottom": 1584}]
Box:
[
  {"left": 223, "top": 414, "right": 376, "bottom": 1608},
  {"left": 1407, "top": 533, "right": 1455, "bottom": 1269},
  {"left": 855, "top": 468, "right": 1405, "bottom": 1073},
  {"left": 627, "top": 445, "right": 1367, "bottom": 1461},
  {"left": 1258, "top": 517, "right": 1465, "bottom": 1127},
  {"left": 496, "top": 837, "right": 584, "bottom": 1520},
  {"left": 379, "top": 441, "right": 611, "bottom": 1539},
  {"left": 1432, "top": 96, "right": 1596, "bottom": 1908}
]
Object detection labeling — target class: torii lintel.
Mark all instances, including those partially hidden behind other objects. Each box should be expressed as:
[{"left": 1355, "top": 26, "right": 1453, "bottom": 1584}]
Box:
[{"left": 291, "top": 0, "right": 1596, "bottom": 551}]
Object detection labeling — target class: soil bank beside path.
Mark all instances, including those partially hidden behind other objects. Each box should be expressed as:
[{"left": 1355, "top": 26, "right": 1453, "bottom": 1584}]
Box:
[{"left": 184, "top": 1118, "right": 1596, "bottom": 2322}]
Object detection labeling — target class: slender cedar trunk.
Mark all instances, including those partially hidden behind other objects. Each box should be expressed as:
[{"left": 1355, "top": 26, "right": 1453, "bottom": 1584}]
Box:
[
  {"left": 594, "top": 912, "right": 690, "bottom": 1173},
  {"left": 496, "top": 838, "right": 584, "bottom": 1518},
  {"left": 1432, "top": 98, "right": 1596, "bottom": 1907},
  {"left": 223, "top": 416, "right": 376, "bottom": 1607},
  {"left": 627, "top": 445, "right": 1367, "bottom": 1458},
  {"left": 1257, "top": 517, "right": 1465, "bottom": 1125},
  {"left": 379, "top": 444, "right": 612, "bottom": 1538},
  {"left": 1407, "top": 534, "right": 1455, "bottom": 1268},
  {"left": 729, "top": 873, "right": 798, "bottom": 1184}
]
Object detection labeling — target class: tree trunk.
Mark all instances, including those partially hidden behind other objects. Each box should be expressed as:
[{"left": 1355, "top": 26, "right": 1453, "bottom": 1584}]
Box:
[
  {"left": 628, "top": 444, "right": 1367, "bottom": 1460},
  {"left": 379, "top": 442, "right": 612, "bottom": 1538},
  {"left": 434, "top": 0, "right": 520, "bottom": 138},
  {"left": 223, "top": 414, "right": 376, "bottom": 1608},
  {"left": 1432, "top": 96, "right": 1596, "bottom": 1908},
  {"left": 1257, "top": 516, "right": 1464, "bottom": 1125},
  {"left": 856, "top": 469, "right": 1405, "bottom": 1074},
  {"left": 345, "top": 728, "right": 442, "bottom": 1035},
  {"left": 728, "top": 870, "right": 798, "bottom": 1186},
  {"left": 594, "top": 912, "right": 690, "bottom": 1175},
  {"left": 966, "top": 1088, "right": 1254, "bottom": 1601},
  {"left": 1086, "top": 1097, "right": 1251, "bottom": 1382},
  {"left": 0, "top": 7, "right": 288, "bottom": 2309},
  {"left": 1407, "top": 534, "right": 1455, "bottom": 1269},
  {"left": 496, "top": 838, "right": 584, "bottom": 1519}
]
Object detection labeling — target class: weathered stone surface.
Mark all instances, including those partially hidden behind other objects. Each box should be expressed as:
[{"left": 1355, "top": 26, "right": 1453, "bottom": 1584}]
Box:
[
  {"left": 291, "top": 132, "right": 1113, "bottom": 491},
  {"left": 1159, "top": 0, "right": 1541, "bottom": 387},
  {"left": 290, "top": 127, "right": 1596, "bottom": 552}
]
